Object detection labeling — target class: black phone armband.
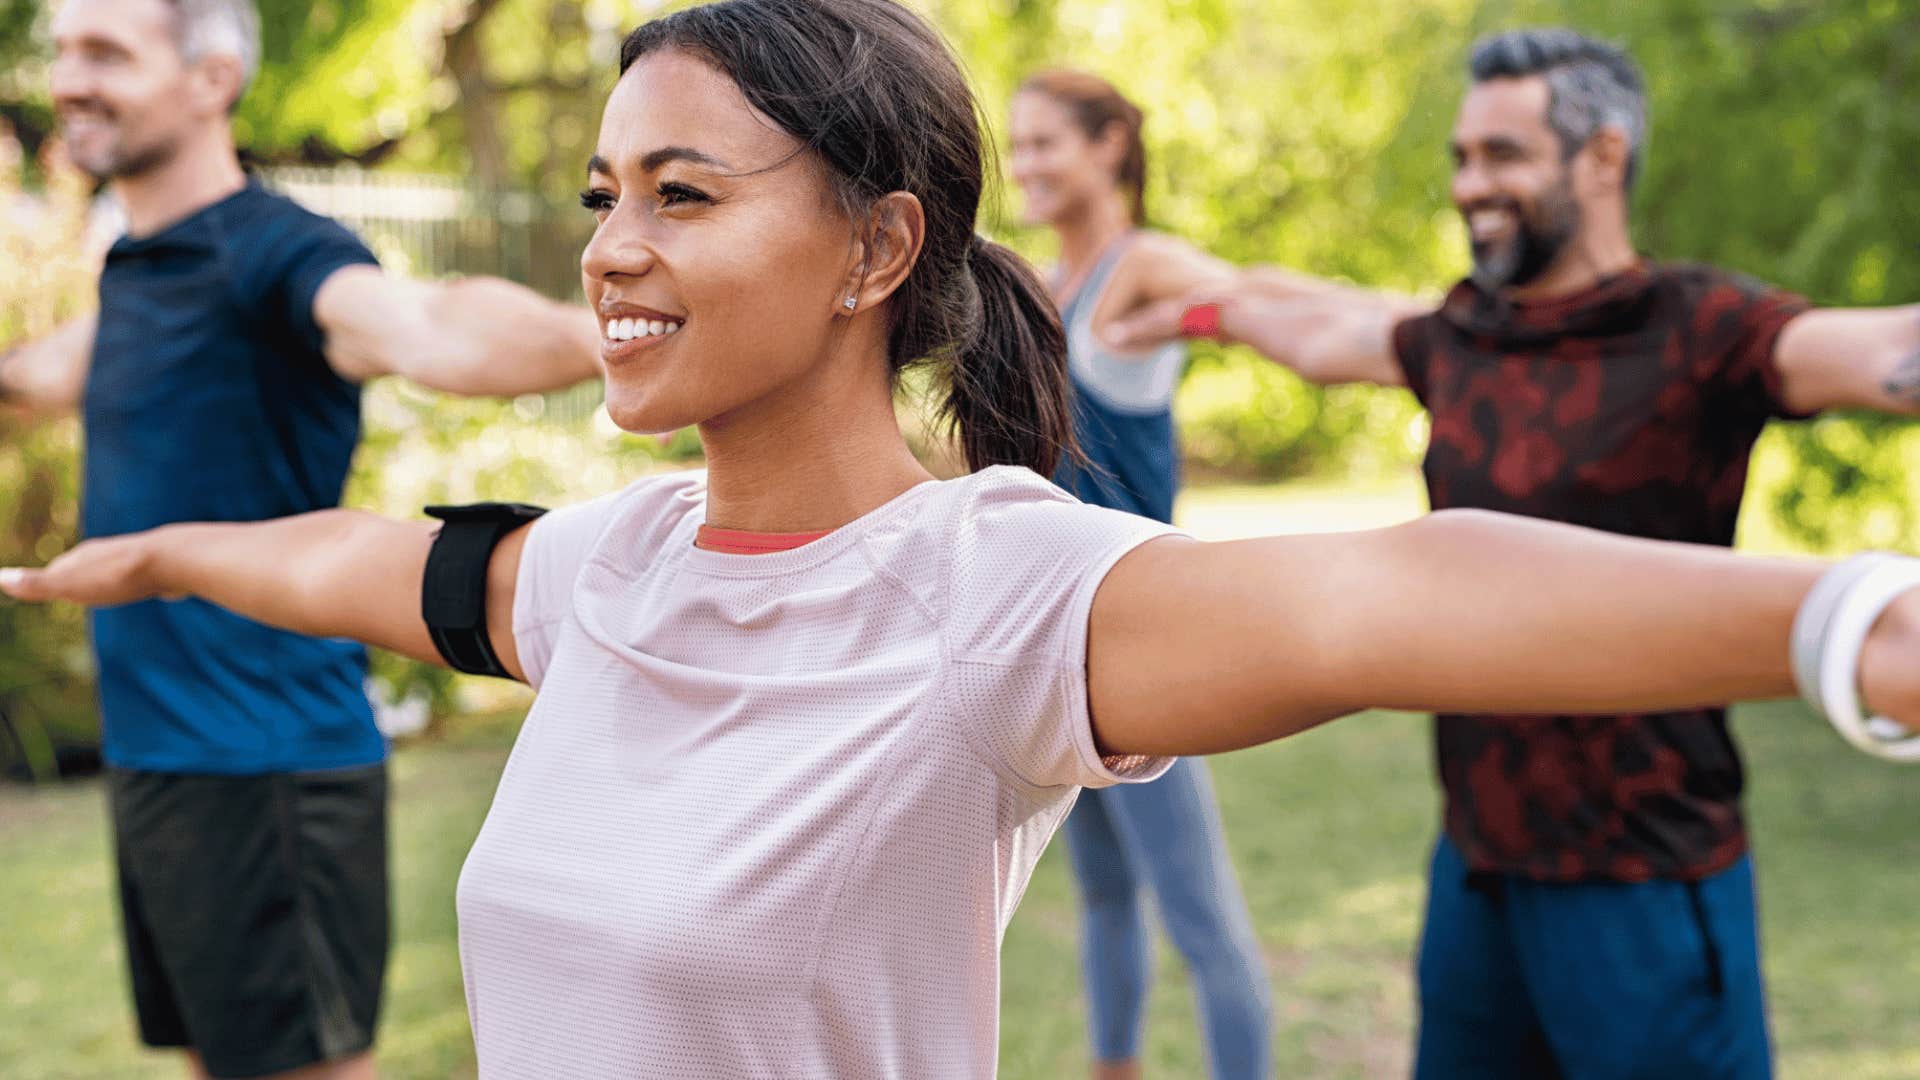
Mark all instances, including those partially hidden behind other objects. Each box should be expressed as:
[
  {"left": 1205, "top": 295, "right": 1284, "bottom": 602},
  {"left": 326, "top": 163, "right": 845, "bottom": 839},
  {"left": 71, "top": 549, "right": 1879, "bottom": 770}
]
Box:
[{"left": 421, "top": 502, "right": 548, "bottom": 678}]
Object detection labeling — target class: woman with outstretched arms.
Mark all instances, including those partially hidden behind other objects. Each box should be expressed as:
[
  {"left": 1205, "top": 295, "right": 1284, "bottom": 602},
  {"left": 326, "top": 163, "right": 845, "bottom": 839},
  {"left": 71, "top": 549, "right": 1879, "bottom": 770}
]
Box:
[{"left": 4, "top": 3, "right": 1915, "bottom": 1077}]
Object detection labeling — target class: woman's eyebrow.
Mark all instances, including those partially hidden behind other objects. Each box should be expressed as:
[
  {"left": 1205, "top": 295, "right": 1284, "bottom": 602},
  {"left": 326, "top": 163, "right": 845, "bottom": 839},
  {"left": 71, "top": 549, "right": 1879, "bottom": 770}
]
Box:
[{"left": 586, "top": 147, "right": 735, "bottom": 178}]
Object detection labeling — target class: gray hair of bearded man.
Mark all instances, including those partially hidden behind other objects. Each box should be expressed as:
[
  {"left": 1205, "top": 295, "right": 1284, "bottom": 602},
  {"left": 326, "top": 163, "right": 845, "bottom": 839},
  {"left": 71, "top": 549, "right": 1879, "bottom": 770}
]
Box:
[
  {"left": 1468, "top": 28, "right": 1648, "bottom": 192},
  {"left": 163, "top": 0, "right": 261, "bottom": 109}
]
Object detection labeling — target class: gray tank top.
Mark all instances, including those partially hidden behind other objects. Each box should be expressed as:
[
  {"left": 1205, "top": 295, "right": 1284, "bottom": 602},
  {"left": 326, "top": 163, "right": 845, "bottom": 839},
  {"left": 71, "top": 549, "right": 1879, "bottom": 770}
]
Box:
[{"left": 1060, "top": 238, "right": 1188, "bottom": 415}]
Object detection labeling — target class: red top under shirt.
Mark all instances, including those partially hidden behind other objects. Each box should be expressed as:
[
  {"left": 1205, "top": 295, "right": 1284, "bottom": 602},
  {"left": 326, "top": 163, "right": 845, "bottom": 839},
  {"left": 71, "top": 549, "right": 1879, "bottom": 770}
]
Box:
[
  {"left": 1391, "top": 263, "right": 1810, "bottom": 884},
  {"left": 694, "top": 525, "right": 832, "bottom": 555}
]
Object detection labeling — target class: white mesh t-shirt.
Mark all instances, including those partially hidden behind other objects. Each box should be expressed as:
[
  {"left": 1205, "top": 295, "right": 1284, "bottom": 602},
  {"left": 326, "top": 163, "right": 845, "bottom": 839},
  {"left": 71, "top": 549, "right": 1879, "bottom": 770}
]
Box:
[{"left": 455, "top": 465, "right": 1180, "bottom": 1078}]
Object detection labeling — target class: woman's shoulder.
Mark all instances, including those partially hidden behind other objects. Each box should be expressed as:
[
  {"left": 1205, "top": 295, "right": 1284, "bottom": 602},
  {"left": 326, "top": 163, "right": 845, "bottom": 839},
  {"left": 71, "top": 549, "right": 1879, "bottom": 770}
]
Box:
[
  {"left": 613, "top": 467, "right": 710, "bottom": 508},
  {"left": 928, "top": 466, "right": 1184, "bottom": 658},
  {"left": 1120, "top": 228, "right": 1192, "bottom": 258},
  {"left": 1108, "top": 229, "right": 1206, "bottom": 273},
  {"left": 1122, "top": 230, "right": 1234, "bottom": 291},
  {"left": 934, "top": 466, "right": 1177, "bottom": 566},
  {"left": 527, "top": 469, "right": 708, "bottom": 571},
  {"left": 938, "top": 464, "right": 1074, "bottom": 518},
  {"left": 564, "top": 467, "right": 705, "bottom": 526},
  {"left": 870, "top": 466, "right": 1117, "bottom": 576}
]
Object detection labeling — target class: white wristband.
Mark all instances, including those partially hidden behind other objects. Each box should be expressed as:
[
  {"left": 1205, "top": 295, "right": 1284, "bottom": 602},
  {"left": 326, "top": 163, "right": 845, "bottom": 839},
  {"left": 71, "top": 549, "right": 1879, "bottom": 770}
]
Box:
[
  {"left": 1789, "top": 553, "right": 1896, "bottom": 713},
  {"left": 1794, "top": 555, "right": 1920, "bottom": 763}
]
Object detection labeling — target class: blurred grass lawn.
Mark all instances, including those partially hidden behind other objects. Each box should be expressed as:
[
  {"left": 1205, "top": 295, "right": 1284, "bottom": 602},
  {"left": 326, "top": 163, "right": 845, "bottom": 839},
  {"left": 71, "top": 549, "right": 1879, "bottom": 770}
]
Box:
[{"left": 2, "top": 476, "right": 1915, "bottom": 1078}]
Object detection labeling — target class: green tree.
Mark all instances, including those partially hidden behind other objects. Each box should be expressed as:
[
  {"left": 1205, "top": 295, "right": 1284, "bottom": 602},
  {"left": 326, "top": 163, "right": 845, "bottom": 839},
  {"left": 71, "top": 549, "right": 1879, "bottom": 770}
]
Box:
[
  {"left": 2, "top": 0, "right": 1914, "bottom": 770},
  {"left": 1465, "top": 0, "right": 1920, "bottom": 549},
  {"left": 0, "top": 136, "right": 96, "bottom": 778},
  {"left": 933, "top": 0, "right": 1916, "bottom": 536}
]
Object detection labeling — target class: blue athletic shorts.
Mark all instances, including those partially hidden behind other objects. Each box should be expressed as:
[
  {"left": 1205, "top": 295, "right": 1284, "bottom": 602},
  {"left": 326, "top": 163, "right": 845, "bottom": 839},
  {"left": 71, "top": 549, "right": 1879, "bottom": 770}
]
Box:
[{"left": 1414, "top": 834, "right": 1771, "bottom": 1079}]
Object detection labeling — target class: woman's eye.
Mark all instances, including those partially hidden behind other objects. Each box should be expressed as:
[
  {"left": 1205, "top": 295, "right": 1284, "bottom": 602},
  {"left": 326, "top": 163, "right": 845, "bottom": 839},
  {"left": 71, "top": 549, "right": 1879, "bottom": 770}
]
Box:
[
  {"left": 578, "top": 189, "right": 615, "bottom": 213},
  {"left": 658, "top": 183, "right": 710, "bottom": 207}
]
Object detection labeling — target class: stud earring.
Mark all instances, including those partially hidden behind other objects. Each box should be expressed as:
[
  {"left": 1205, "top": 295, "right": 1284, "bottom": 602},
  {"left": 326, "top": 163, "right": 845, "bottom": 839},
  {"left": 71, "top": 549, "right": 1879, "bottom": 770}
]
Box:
[{"left": 843, "top": 296, "right": 858, "bottom": 311}]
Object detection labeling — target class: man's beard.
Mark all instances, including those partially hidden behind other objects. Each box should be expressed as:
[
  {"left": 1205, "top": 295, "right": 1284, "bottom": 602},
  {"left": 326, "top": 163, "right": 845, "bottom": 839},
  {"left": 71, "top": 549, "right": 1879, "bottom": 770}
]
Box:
[
  {"left": 1467, "top": 177, "right": 1581, "bottom": 293},
  {"left": 63, "top": 106, "right": 181, "bottom": 182}
]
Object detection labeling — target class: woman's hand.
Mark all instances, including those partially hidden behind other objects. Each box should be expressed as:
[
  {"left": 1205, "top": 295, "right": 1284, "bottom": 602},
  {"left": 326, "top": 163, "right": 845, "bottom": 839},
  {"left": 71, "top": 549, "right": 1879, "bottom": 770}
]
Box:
[
  {"left": 1086, "top": 234, "right": 1235, "bottom": 351},
  {"left": 0, "top": 531, "right": 178, "bottom": 607},
  {"left": 1100, "top": 285, "right": 1218, "bottom": 352},
  {"left": 1, "top": 511, "right": 474, "bottom": 674},
  {"left": 1859, "top": 587, "right": 1920, "bottom": 728},
  {"left": 1101, "top": 266, "right": 1350, "bottom": 351}
]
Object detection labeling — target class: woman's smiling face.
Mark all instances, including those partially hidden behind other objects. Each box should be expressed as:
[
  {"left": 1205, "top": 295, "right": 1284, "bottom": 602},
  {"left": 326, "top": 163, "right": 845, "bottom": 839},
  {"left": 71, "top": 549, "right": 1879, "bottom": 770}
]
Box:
[
  {"left": 580, "top": 50, "right": 862, "bottom": 435},
  {"left": 1008, "top": 90, "right": 1123, "bottom": 228}
]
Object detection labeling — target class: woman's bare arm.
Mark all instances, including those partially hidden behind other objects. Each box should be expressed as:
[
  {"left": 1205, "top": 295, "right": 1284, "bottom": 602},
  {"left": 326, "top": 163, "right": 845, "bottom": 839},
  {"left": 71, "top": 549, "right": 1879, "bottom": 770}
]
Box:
[
  {"left": 1086, "top": 233, "right": 1235, "bottom": 347},
  {"left": 1103, "top": 269, "right": 1423, "bottom": 386},
  {"left": 1087, "top": 510, "right": 1920, "bottom": 757},
  {"left": 0, "top": 510, "right": 534, "bottom": 681}
]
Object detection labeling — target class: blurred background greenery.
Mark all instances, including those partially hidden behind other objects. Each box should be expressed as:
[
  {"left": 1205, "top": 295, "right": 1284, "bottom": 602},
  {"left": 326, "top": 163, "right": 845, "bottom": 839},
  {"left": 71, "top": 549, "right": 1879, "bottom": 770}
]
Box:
[
  {"left": 2, "top": 0, "right": 1918, "bottom": 1075},
  {"left": 4, "top": 0, "right": 1917, "bottom": 765}
]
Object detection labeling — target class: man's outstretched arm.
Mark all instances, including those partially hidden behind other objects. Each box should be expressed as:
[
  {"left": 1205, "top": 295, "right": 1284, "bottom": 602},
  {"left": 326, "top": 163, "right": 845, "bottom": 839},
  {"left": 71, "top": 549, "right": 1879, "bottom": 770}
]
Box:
[
  {"left": 0, "top": 315, "right": 96, "bottom": 412},
  {"left": 315, "top": 266, "right": 603, "bottom": 397},
  {"left": 1105, "top": 270, "right": 1424, "bottom": 388},
  {"left": 1773, "top": 303, "right": 1920, "bottom": 416}
]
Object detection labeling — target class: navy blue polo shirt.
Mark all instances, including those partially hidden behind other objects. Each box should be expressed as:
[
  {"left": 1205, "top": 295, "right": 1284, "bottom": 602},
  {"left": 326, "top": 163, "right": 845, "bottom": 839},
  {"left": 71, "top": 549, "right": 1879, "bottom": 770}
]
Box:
[{"left": 83, "top": 179, "right": 384, "bottom": 774}]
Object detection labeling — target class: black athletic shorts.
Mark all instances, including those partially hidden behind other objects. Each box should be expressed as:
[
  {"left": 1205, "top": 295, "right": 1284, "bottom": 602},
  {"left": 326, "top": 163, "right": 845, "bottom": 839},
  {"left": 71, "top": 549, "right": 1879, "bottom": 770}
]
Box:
[{"left": 108, "top": 764, "right": 390, "bottom": 1078}]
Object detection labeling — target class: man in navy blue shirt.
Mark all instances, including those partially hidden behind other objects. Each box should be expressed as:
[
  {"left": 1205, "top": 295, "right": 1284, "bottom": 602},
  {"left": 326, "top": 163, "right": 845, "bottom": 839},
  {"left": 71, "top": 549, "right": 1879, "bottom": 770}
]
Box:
[{"left": 0, "top": 2, "right": 600, "bottom": 1077}]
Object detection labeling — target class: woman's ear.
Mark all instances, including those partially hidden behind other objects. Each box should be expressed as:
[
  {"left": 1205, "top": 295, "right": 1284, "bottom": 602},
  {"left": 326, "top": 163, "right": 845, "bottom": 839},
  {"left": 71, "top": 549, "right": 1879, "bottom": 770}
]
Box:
[
  {"left": 837, "top": 192, "right": 926, "bottom": 317},
  {"left": 1093, "top": 119, "right": 1131, "bottom": 175}
]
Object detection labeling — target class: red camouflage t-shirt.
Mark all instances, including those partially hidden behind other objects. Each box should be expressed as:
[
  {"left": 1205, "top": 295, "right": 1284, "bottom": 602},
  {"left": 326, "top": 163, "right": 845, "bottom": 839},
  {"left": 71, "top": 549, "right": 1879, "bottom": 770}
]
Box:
[{"left": 1392, "top": 262, "right": 1811, "bottom": 883}]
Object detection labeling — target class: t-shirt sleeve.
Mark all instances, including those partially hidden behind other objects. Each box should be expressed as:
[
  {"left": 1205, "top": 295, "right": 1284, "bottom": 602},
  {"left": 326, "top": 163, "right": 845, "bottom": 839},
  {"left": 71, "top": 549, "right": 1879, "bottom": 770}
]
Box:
[
  {"left": 944, "top": 471, "right": 1184, "bottom": 790},
  {"left": 281, "top": 217, "right": 379, "bottom": 355},
  {"left": 1693, "top": 269, "right": 1814, "bottom": 421},
  {"left": 511, "top": 491, "right": 624, "bottom": 689},
  {"left": 235, "top": 205, "right": 380, "bottom": 358}
]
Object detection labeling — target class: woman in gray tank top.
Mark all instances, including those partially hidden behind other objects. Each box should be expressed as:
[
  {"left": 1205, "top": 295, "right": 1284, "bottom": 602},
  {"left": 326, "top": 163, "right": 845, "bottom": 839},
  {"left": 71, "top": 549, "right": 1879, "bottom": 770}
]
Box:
[{"left": 1011, "top": 70, "right": 1272, "bottom": 1080}]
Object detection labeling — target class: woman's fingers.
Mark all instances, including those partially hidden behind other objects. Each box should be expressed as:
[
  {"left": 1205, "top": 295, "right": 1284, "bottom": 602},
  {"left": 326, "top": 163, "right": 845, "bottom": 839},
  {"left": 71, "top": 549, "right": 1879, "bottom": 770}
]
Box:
[
  {"left": 0, "top": 537, "right": 161, "bottom": 608},
  {"left": 0, "top": 566, "right": 51, "bottom": 602}
]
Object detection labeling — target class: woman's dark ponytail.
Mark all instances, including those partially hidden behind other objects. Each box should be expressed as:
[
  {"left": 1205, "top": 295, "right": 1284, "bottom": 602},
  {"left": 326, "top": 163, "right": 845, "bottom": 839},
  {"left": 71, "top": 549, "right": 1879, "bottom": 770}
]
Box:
[
  {"left": 940, "top": 235, "right": 1075, "bottom": 476},
  {"left": 623, "top": 0, "right": 1079, "bottom": 476}
]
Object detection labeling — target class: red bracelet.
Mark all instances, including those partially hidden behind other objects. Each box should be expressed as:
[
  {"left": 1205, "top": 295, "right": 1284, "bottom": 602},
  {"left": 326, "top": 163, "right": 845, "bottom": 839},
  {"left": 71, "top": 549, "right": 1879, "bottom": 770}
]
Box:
[{"left": 1178, "top": 302, "right": 1224, "bottom": 341}]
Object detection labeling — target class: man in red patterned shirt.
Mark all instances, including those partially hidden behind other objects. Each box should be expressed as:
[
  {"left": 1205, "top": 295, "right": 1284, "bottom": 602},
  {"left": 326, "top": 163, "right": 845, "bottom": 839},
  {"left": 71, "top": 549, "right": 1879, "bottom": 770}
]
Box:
[{"left": 1111, "top": 27, "right": 1920, "bottom": 1080}]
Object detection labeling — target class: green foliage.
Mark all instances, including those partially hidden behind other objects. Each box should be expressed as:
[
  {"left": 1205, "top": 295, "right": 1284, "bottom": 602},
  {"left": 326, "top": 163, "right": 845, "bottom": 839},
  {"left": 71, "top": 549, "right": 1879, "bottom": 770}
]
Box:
[
  {"left": 0, "top": 142, "right": 97, "bottom": 777},
  {"left": 1, "top": 0, "right": 1915, "bottom": 757},
  {"left": 0, "top": 0, "right": 53, "bottom": 162},
  {"left": 1467, "top": 0, "right": 1920, "bottom": 549},
  {"left": 239, "top": 0, "right": 429, "bottom": 153},
  {"left": 937, "top": 0, "right": 1919, "bottom": 528},
  {"left": 1175, "top": 348, "right": 1429, "bottom": 481},
  {"left": 941, "top": 0, "right": 1475, "bottom": 483},
  {"left": 342, "top": 377, "right": 698, "bottom": 718},
  {"left": 7, "top": 702, "right": 1919, "bottom": 1076}
]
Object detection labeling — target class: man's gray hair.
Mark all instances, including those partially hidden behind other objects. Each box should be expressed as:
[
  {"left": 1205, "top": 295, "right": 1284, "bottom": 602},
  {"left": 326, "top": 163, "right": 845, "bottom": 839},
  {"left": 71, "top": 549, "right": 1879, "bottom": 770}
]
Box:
[
  {"left": 165, "top": 0, "right": 261, "bottom": 107},
  {"left": 1468, "top": 28, "right": 1647, "bottom": 191}
]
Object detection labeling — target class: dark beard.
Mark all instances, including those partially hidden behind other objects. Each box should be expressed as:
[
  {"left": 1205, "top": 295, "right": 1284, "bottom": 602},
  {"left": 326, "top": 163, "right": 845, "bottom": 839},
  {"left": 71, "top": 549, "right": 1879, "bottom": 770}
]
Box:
[
  {"left": 1468, "top": 178, "right": 1581, "bottom": 293},
  {"left": 66, "top": 113, "right": 181, "bottom": 182},
  {"left": 96, "top": 135, "right": 181, "bottom": 182}
]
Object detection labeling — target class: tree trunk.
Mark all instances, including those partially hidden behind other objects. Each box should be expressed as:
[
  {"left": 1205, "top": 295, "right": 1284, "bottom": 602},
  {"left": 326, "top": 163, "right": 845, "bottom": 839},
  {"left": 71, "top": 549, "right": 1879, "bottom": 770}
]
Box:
[{"left": 443, "top": 0, "right": 511, "bottom": 191}]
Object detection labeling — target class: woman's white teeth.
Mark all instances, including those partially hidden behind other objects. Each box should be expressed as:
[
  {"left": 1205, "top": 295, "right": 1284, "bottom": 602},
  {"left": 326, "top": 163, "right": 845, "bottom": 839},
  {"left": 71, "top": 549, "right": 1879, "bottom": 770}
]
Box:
[{"left": 605, "top": 317, "right": 682, "bottom": 342}]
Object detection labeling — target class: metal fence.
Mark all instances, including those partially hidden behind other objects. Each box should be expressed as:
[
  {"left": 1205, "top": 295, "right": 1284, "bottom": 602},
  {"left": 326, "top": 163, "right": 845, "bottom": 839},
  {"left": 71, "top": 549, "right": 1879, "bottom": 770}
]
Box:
[
  {"left": 264, "top": 167, "right": 596, "bottom": 303},
  {"left": 265, "top": 167, "right": 606, "bottom": 421}
]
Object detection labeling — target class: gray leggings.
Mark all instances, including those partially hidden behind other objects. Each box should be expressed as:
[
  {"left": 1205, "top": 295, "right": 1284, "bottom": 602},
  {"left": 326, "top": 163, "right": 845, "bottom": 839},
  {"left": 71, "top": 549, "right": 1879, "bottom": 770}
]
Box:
[{"left": 1062, "top": 757, "right": 1272, "bottom": 1077}]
